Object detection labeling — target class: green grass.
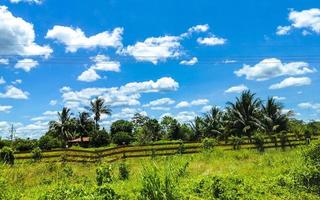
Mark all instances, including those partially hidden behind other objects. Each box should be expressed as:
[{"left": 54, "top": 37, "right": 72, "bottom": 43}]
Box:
[{"left": 1, "top": 146, "right": 319, "bottom": 199}]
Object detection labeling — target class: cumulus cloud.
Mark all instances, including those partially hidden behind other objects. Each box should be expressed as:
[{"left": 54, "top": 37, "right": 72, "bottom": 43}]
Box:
[
  {"left": 77, "top": 54, "right": 120, "bottom": 82},
  {"left": 175, "top": 111, "right": 196, "bottom": 123},
  {"left": 0, "top": 6, "right": 52, "bottom": 57},
  {"left": 273, "top": 96, "right": 286, "bottom": 100},
  {"left": 0, "top": 85, "right": 29, "bottom": 99},
  {"left": 298, "top": 102, "right": 320, "bottom": 112},
  {"left": 181, "top": 24, "right": 209, "bottom": 37},
  {"left": 14, "top": 59, "right": 39, "bottom": 72},
  {"left": 46, "top": 26, "right": 123, "bottom": 52},
  {"left": 122, "top": 36, "right": 181, "bottom": 64},
  {"left": 235, "top": 58, "right": 315, "bottom": 81},
  {"left": 197, "top": 36, "right": 226, "bottom": 46},
  {"left": 0, "top": 105, "right": 12, "bottom": 113},
  {"left": 225, "top": 84, "right": 248, "bottom": 93},
  {"left": 175, "top": 99, "right": 209, "bottom": 108},
  {"left": 179, "top": 57, "right": 198, "bottom": 65},
  {"left": 277, "top": 9, "right": 320, "bottom": 35},
  {"left": 201, "top": 105, "right": 213, "bottom": 112},
  {"left": 0, "top": 58, "right": 9, "bottom": 65},
  {"left": 49, "top": 100, "right": 57, "bottom": 106},
  {"left": 30, "top": 110, "right": 57, "bottom": 121},
  {"left": 61, "top": 77, "right": 179, "bottom": 111},
  {"left": 276, "top": 26, "right": 292, "bottom": 35},
  {"left": 12, "top": 79, "right": 22, "bottom": 85},
  {"left": 269, "top": 77, "right": 311, "bottom": 90},
  {"left": 77, "top": 68, "right": 101, "bottom": 82},
  {"left": 143, "top": 98, "right": 175, "bottom": 107}
]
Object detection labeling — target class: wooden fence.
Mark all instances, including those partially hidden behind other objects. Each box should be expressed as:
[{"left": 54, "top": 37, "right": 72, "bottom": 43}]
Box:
[{"left": 14, "top": 135, "right": 319, "bottom": 163}]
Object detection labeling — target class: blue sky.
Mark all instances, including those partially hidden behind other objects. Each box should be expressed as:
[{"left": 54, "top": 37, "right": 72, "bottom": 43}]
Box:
[{"left": 0, "top": 0, "right": 320, "bottom": 138}]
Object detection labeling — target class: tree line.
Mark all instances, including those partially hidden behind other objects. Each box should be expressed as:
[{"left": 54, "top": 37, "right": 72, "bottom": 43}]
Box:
[{"left": 0, "top": 90, "right": 319, "bottom": 151}]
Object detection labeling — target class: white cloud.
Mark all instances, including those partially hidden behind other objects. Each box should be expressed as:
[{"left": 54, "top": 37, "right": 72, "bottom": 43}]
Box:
[
  {"left": 150, "top": 107, "right": 170, "bottom": 111},
  {"left": 181, "top": 24, "right": 210, "bottom": 37},
  {"left": 201, "top": 105, "right": 213, "bottom": 112},
  {"left": 122, "top": 35, "right": 181, "bottom": 64},
  {"left": 30, "top": 110, "right": 57, "bottom": 121},
  {"left": 225, "top": 84, "right": 248, "bottom": 93},
  {"left": 77, "top": 68, "right": 101, "bottom": 82},
  {"left": 61, "top": 77, "right": 179, "bottom": 110},
  {"left": 15, "top": 59, "right": 39, "bottom": 72},
  {"left": 175, "top": 111, "right": 196, "bottom": 123},
  {"left": 0, "top": 58, "right": 9, "bottom": 65},
  {"left": 46, "top": 26, "right": 123, "bottom": 53},
  {"left": 175, "top": 98, "right": 209, "bottom": 108},
  {"left": 77, "top": 54, "right": 120, "bottom": 82},
  {"left": 298, "top": 102, "right": 320, "bottom": 112},
  {"left": 235, "top": 58, "right": 315, "bottom": 81},
  {"left": 12, "top": 79, "right": 22, "bottom": 85},
  {"left": 197, "top": 36, "right": 226, "bottom": 46},
  {"left": 0, "top": 6, "right": 52, "bottom": 57},
  {"left": 0, "top": 85, "right": 29, "bottom": 99},
  {"left": 269, "top": 77, "right": 311, "bottom": 90},
  {"left": 9, "top": 0, "right": 43, "bottom": 4},
  {"left": 180, "top": 57, "right": 198, "bottom": 66},
  {"left": 49, "top": 100, "right": 57, "bottom": 106},
  {"left": 143, "top": 98, "right": 175, "bottom": 107},
  {"left": 276, "top": 26, "right": 291, "bottom": 35},
  {"left": 273, "top": 96, "right": 286, "bottom": 100},
  {"left": 222, "top": 59, "right": 236, "bottom": 64},
  {"left": 289, "top": 8, "right": 320, "bottom": 34},
  {"left": 0, "top": 105, "right": 12, "bottom": 113},
  {"left": 0, "top": 77, "right": 6, "bottom": 85}
]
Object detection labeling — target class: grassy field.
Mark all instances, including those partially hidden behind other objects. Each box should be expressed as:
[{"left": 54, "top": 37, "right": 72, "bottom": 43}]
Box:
[{"left": 1, "top": 145, "right": 320, "bottom": 199}]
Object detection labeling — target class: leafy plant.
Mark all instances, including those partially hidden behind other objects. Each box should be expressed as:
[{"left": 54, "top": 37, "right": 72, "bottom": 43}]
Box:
[
  {"left": 118, "top": 162, "right": 129, "bottom": 180},
  {"left": 31, "top": 147, "right": 42, "bottom": 162},
  {"left": 202, "top": 137, "right": 217, "bottom": 151},
  {"left": 96, "top": 165, "right": 113, "bottom": 186},
  {"left": 0, "top": 146, "right": 15, "bottom": 165}
]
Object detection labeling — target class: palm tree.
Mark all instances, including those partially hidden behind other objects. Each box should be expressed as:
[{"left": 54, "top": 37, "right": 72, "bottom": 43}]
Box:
[
  {"left": 189, "top": 116, "right": 205, "bottom": 141},
  {"left": 77, "top": 111, "right": 93, "bottom": 142},
  {"left": 202, "top": 106, "right": 224, "bottom": 138},
  {"left": 261, "top": 97, "right": 292, "bottom": 147},
  {"left": 89, "top": 97, "right": 112, "bottom": 130},
  {"left": 225, "top": 90, "right": 263, "bottom": 141},
  {"left": 49, "top": 107, "right": 73, "bottom": 142}
]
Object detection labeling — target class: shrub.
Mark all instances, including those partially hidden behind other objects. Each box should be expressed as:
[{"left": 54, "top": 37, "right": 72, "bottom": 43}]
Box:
[
  {"left": 31, "top": 147, "right": 42, "bottom": 161},
  {"left": 95, "top": 184, "right": 119, "bottom": 200},
  {"left": 38, "top": 184, "right": 91, "bottom": 200},
  {"left": 110, "top": 120, "right": 133, "bottom": 137},
  {"left": 139, "top": 167, "right": 178, "bottom": 200},
  {"left": 90, "top": 129, "right": 111, "bottom": 147},
  {"left": 118, "top": 162, "right": 129, "bottom": 180},
  {"left": 96, "top": 165, "right": 113, "bottom": 186},
  {"left": 14, "top": 138, "right": 37, "bottom": 152},
  {"left": 202, "top": 138, "right": 217, "bottom": 151},
  {"left": 38, "top": 135, "right": 62, "bottom": 150},
  {"left": 302, "top": 142, "right": 320, "bottom": 166},
  {"left": 0, "top": 146, "right": 15, "bottom": 165},
  {"left": 176, "top": 141, "right": 185, "bottom": 155},
  {"left": 230, "top": 136, "right": 243, "bottom": 150},
  {"left": 253, "top": 132, "right": 265, "bottom": 152},
  {"left": 112, "top": 131, "right": 133, "bottom": 145}
]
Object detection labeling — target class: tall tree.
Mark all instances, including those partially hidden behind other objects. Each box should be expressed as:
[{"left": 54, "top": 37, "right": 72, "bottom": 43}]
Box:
[
  {"left": 202, "top": 106, "right": 224, "bottom": 138},
  {"left": 225, "top": 90, "right": 263, "bottom": 140},
  {"left": 89, "top": 97, "right": 112, "bottom": 130},
  {"left": 77, "top": 111, "right": 94, "bottom": 141},
  {"left": 189, "top": 116, "right": 205, "bottom": 141},
  {"left": 49, "top": 107, "right": 74, "bottom": 142}
]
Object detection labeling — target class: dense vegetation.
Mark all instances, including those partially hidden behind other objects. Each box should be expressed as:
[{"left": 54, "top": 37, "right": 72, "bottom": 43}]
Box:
[
  {"left": 0, "top": 91, "right": 319, "bottom": 153},
  {"left": 1, "top": 144, "right": 320, "bottom": 199}
]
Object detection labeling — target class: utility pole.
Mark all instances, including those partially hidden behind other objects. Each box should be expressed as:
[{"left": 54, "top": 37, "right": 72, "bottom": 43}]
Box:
[{"left": 9, "top": 124, "right": 15, "bottom": 142}]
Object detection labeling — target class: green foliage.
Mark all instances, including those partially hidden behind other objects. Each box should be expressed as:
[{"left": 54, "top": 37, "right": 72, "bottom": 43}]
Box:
[
  {"left": 202, "top": 138, "right": 217, "bottom": 151},
  {"left": 38, "top": 135, "right": 63, "bottom": 150},
  {"left": 90, "top": 129, "right": 110, "bottom": 147},
  {"left": 139, "top": 166, "right": 178, "bottom": 200},
  {"left": 176, "top": 141, "right": 185, "bottom": 155},
  {"left": 118, "top": 162, "right": 129, "bottom": 180},
  {"left": 14, "top": 138, "right": 37, "bottom": 151},
  {"left": 31, "top": 147, "right": 42, "bottom": 161},
  {"left": 253, "top": 132, "right": 265, "bottom": 152},
  {"left": 95, "top": 184, "right": 119, "bottom": 199},
  {"left": 302, "top": 142, "right": 320, "bottom": 166},
  {"left": 96, "top": 165, "right": 113, "bottom": 186},
  {"left": 38, "top": 184, "right": 92, "bottom": 200},
  {"left": 230, "top": 136, "right": 243, "bottom": 150},
  {"left": 112, "top": 131, "right": 133, "bottom": 145},
  {"left": 110, "top": 120, "right": 134, "bottom": 136},
  {"left": 0, "top": 146, "right": 14, "bottom": 165}
]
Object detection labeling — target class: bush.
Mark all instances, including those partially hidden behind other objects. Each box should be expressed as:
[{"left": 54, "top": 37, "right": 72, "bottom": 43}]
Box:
[
  {"left": 95, "top": 184, "right": 119, "bottom": 200},
  {"left": 14, "top": 138, "right": 37, "bottom": 152},
  {"left": 176, "top": 141, "right": 185, "bottom": 154},
  {"left": 230, "top": 136, "right": 243, "bottom": 150},
  {"left": 112, "top": 131, "right": 133, "bottom": 145},
  {"left": 302, "top": 142, "right": 320, "bottom": 166},
  {"left": 31, "top": 147, "right": 42, "bottom": 161},
  {"left": 90, "top": 129, "right": 111, "bottom": 147},
  {"left": 253, "top": 132, "right": 265, "bottom": 152},
  {"left": 38, "top": 135, "right": 62, "bottom": 150},
  {"left": 110, "top": 120, "right": 133, "bottom": 137},
  {"left": 0, "top": 146, "right": 14, "bottom": 165},
  {"left": 96, "top": 165, "right": 113, "bottom": 186},
  {"left": 139, "top": 167, "right": 178, "bottom": 200},
  {"left": 118, "top": 162, "right": 129, "bottom": 180},
  {"left": 202, "top": 138, "right": 217, "bottom": 151}
]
